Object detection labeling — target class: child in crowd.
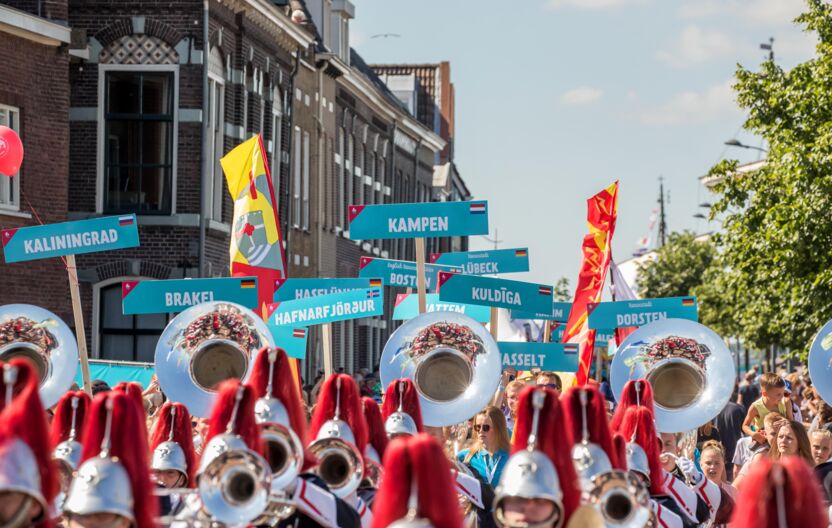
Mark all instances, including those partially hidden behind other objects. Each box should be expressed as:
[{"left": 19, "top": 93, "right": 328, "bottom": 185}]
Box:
[{"left": 742, "top": 373, "right": 793, "bottom": 444}]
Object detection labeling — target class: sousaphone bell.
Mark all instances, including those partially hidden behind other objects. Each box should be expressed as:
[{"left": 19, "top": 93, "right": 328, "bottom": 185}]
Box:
[
  {"left": 808, "top": 317, "right": 832, "bottom": 405},
  {"left": 155, "top": 301, "right": 274, "bottom": 418},
  {"left": 380, "top": 312, "right": 501, "bottom": 427},
  {"left": 0, "top": 304, "right": 78, "bottom": 408},
  {"left": 610, "top": 318, "right": 735, "bottom": 433}
]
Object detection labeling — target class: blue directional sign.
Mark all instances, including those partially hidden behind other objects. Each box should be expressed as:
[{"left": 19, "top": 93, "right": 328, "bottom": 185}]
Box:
[
  {"left": 438, "top": 272, "right": 554, "bottom": 317},
  {"left": 392, "top": 293, "right": 491, "bottom": 322},
  {"left": 430, "top": 248, "right": 530, "bottom": 275},
  {"left": 267, "top": 287, "right": 384, "bottom": 329},
  {"left": 499, "top": 342, "right": 580, "bottom": 371},
  {"left": 512, "top": 302, "right": 572, "bottom": 322},
  {"left": 358, "top": 256, "right": 461, "bottom": 291},
  {"left": 270, "top": 325, "right": 309, "bottom": 360},
  {"left": 122, "top": 277, "right": 259, "bottom": 314},
  {"left": 2, "top": 214, "right": 140, "bottom": 263},
  {"left": 587, "top": 297, "right": 698, "bottom": 330},
  {"left": 348, "top": 200, "right": 489, "bottom": 240},
  {"left": 273, "top": 277, "right": 381, "bottom": 302}
]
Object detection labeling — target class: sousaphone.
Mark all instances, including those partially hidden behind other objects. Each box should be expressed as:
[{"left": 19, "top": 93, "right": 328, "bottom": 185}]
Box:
[
  {"left": 808, "top": 318, "right": 832, "bottom": 405},
  {"left": 155, "top": 301, "right": 274, "bottom": 418},
  {"left": 0, "top": 304, "right": 78, "bottom": 408},
  {"left": 610, "top": 318, "right": 735, "bottom": 433},
  {"left": 380, "top": 311, "right": 501, "bottom": 427}
]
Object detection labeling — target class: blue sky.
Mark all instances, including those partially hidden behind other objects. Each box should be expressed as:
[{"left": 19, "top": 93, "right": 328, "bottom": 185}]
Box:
[{"left": 351, "top": 0, "right": 817, "bottom": 287}]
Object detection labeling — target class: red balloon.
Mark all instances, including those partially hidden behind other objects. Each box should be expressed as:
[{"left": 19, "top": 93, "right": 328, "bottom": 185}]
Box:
[{"left": 0, "top": 125, "right": 23, "bottom": 177}]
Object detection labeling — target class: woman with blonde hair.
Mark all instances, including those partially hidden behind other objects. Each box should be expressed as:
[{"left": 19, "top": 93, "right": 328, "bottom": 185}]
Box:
[
  {"left": 457, "top": 406, "right": 511, "bottom": 488},
  {"left": 699, "top": 440, "right": 736, "bottom": 527}
]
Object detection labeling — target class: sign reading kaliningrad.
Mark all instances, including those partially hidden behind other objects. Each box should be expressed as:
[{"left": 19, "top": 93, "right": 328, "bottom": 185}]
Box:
[{"left": 347, "top": 201, "right": 489, "bottom": 240}]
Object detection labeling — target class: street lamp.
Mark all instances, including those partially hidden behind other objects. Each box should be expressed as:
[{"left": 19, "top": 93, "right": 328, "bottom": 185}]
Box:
[{"left": 724, "top": 139, "right": 767, "bottom": 153}]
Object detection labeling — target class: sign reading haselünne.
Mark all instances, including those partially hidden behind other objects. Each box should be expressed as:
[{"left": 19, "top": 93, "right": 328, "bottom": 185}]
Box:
[
  {"left": 437, "top": 272, "right": 554, "bottom": 317},
  {"left": 2, "top": 214, "right": 140, "bottom": 263},
  {"left": 122, "top": 277, "right": 259, "bottom": 314},
  {"left": 267, "top": 287, "right": 384, "bottom": 328},
  {"left": 347, "top": 200, "right": 489, "bottom": 240},
  {"left": 273, "top": 277, "right": 381, "bottom": 302}
]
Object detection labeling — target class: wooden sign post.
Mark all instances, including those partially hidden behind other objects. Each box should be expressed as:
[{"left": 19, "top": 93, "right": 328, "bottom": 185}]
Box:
[
  {"left": 66, "top": 255, "right": 92, "bottom": 394},
  {"left": 322, "top": 322, "right": 333, "bottom": 378},
  {"left": 415, "top": 238, "right": 428, "bottom": 314}
]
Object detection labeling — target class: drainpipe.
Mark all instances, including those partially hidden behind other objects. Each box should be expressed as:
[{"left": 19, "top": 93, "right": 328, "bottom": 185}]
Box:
[
  {"left": 314, "top": 63, "right": 325, "bottom": 382},
  {"left": 198, "top": 0, "right": 209, "bottom": 278},
  {"left": 283, "top": 50, "right": 302, "bottom": 264}
]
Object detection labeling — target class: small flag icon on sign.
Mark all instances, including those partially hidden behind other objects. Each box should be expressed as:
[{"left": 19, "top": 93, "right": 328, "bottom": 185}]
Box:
[
  {"left": 515, "top": 249, "right": 527, "bottom": 257},
  {"left": 118, "top": 216, "right": 134, "bottom": 226},
  {"left": 538, "top": 286, "right": 552, "bottom": 296},
  {"left": 367, "top": 289, "right": 380, "bottom": 299},
  {"left": 564, "top": 344, "right": 579, "bottom": 354},
  {"left": 293, "top": 329, "right": 306, "bottom": 338},
  {"left": 681, "top": 297, "right": 696, "bottom": 306},
  {"left": 240, "top": 279, "right": 256, "bottom": 289},
  {"left": 369, "top": 278, "right": 382, "bottom": 287},
  {"left": 469, "top": 203, "right": 486, "bottom": 214}
]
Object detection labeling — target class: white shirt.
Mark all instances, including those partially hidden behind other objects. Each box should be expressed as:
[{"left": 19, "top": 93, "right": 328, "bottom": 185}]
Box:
[{"left": 732, "top": 436, "right": 753, "bottom": 467}]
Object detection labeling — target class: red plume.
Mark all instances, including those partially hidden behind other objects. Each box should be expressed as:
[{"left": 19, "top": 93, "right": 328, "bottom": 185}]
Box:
[
  {"left": 0, "top": 358, "right": 58, "bottom": 525},
  {"left": 249, "top": 347, "right": 308, "bottom": 444},
  {"left": 363, "top": 397, "right": 388, "bottom": 459},
  {"left": 731, "top": 456, "right": 827, "bottom": 527},
  {"left": 149, "top": 402, "right": 197, "bottom": 487},
  {"left": 562, "top": 386, "right": 618, "bottom": 469},
  {"left": 49, "top": 390, "right": 91, "bottom": 448},
  {"left": 205, "top": 379, "right": 263, "bottom": 455},
  {"left": 113, "top": 381, "right": 148, "bottom": 439},
  {"left": 512, "top": 386, "right": 581, "bottom": 521},
  {"left": 309, "top": 374, "right": 368, "bottom": 453},
  {"left": 618, "top": 406, "right": 663, "bottom": 495},
  {"left": 381, "top": 378, "right": 424, "bottom": 433},
  {"left": 611, "top": 433, "right": 628, "bottom": 472},
  {"left": 81, "top": 391, "right": 157, "bottom": 528},
  {"left": 372, "top": 434, "right": 463, "bottom": 528},
  {"left": 610, "top": 379, "right": 654, "bottom": 433}
]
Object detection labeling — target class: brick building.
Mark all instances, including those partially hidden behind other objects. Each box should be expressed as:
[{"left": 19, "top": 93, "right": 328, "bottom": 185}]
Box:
[{"left": 0, "top": 0, "right": 472, "bottom": 379}]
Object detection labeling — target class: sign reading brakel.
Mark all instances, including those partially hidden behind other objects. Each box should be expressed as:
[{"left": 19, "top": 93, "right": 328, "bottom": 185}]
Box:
[
  {"left": 499, "top": 342, "right": 579, "bottom": 371},
  {"left": 393, "top": 293, "right": 490, "bottom": 322},
  {"left": 512, "top": 302, "right": 572, "bottom": 322},
  {"left": 267, "top": 287, "right": 384, "bottom": 329},
  {"left": 347, "top": 200, "right": 489, "bottom": 240},
  {"left": 2, "top": 214, "right": 140, "bottom": 263},
  {"left": 273, "top": 277, "right": 381, "bottom": 302},
  {"left": 358, "top": 257, "right": 461, "bottom": 291},
  {"left": 587, "top": 297, "right": 698, "bottom": 330},
  {"left": 122, "top": 277, "right": 258, "bottom": 314},
  {"left": 430, "top": 248, "right": 530, "bottom": 275},
  {"left": 437, "top": 272, "right": 554, "bottom": 317}
]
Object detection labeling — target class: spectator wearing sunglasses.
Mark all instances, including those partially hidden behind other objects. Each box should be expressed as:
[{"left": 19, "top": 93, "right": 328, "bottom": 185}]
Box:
[
  {"left": 535, "top": 371, "right": 562, "bottom": 397},
  {"left": 458, "top": 406, "right": 511, "bottom": 488}
]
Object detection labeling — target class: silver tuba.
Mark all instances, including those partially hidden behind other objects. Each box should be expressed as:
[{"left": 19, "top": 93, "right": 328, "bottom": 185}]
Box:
[
  {"left": 807, "top": 318, "right": 832, "bottom": 405},
  {"left": 610, "top": 318, "right": 735, "bottom": 433},
  {"left": 197, "top": 385, "right": 272, "bottom": 525},
  {"left": 380, "top": 312, "right": 501, "bottom": 427},
  {"left": 155, "top": 301, "right": 274, "bottom": 418},
  {"left": 308, "top": 377, "right": 364, "bottom": 498},
  {"left": 0, "top": 304, "right": 78, "bottom": 408}
]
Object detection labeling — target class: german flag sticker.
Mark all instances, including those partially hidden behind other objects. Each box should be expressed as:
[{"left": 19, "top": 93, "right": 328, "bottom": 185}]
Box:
[
  {"left": 369, "top": 278, "right": 382, "bottom": 287},
  {"left": 240, "top": 279, "right": 256, "bottom": 289},
  {"left": 681, "top": 297, "right": 696, "bottom": 306},
  {"left": 515, "top": 249, "right": 527, "bottom": 257}
]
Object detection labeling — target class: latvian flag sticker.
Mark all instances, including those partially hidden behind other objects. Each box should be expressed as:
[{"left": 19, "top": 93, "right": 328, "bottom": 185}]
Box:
[
  {"left": 118, "top": 215, "right": 135, "bottom": 226},
  {"left": 293, "top": 329, "right": 306, "bottom": 339},
  {"left": 539, "top": 286, "right": 553, "bottom": 296},
  {"left": 469, "top": 202, "right": 486, "bottom": 215}
]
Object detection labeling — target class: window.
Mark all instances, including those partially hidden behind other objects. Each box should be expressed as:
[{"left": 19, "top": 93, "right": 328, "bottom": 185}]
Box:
[
  {"left": 336, "top": 128, "right": 344, "bottom": 228},
  {"left": 293, "top": 126, "right": 302, "bottom": 227},
  {"left": 354, "top": 144, "right": 363, "bottom": 205},
  {"left": 104, "top": 71, "right": 174, "bottom": 214},
  {"left": 345, "top": 132, "right": 354, "bottom": 224},
  {"left": 366, "top": 151, "right": 375, "bottom": 205},
  {"left": 302, "top": 130, "right": 310, "bottom": 230},
  {"left": 270, "top": 86, "right": 283, "bottom": 197},
  {"left": 98, "top": 283, "right": 170, "bottom": 362},
  {"left": 207, "top": 48, "right": 225, "bottom": 221},
  {"left": 0, "top": 105, "right": 20, "bottom": 210}
]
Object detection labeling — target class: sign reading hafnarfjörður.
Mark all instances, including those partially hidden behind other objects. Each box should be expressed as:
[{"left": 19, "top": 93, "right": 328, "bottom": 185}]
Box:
[
  {"left": 347, "top": 201, "right": 489, "bottom": 240},
  {"left": 267, "top": 287, "right": 384, "bottom": 328},
  {"left": 587, "top": 297, "right": 698, "bottom": 330},
  {"left": 2, "top": 214, "right": 140, "bottom": 263},
  {"left": 122, "top": 277, "right": 258, "bottom": 314},
  {"left": 437, "top": 272, "right": 554, "bottom": 316},
  {"left": 273, "top": 277, "right": 381, "bottom": 302},
  {"left": 358, "top": 257, "right": 461, "bottom": 291},
  {"left": 430, "top": 248, "right": 530, "bottom": 275}
]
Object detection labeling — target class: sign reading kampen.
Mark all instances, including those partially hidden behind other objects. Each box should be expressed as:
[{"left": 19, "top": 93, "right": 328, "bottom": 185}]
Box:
[{"left": 347, "top": 200, "right": 489, "bottom": 240}]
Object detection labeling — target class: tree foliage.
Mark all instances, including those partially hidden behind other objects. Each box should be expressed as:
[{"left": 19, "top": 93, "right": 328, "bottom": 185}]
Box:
[
  {"left": 553, "top": 277, "right": 571, "bottom": 302},
  {"left": 706, "top": 0, "right": 832, "bottom": 358},
  {"left": 637, "top": 231, "right": 716, "bottom": 299}
]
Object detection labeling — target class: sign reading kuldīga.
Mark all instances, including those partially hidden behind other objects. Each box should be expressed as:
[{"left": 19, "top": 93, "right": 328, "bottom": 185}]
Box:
[
  {"left": 122, "top": 277, "right": 258, "bottom": 314},
  {"left": 437, "top": 272, "right": 554, "bottom": 317},
  {"left": 430, "top": 247, "right": 530, "bottom": 275},
  {"left": 347, "top": 201, "right": 489, "bottom": 240}
]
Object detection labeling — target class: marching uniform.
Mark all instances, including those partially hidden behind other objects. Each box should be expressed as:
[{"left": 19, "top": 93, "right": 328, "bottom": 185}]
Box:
[
  {"left": 149, "top": 401, "right": 196, "bottom": 516},
  {"left": 381, "top": 378, "right": 423, "bottom": 437},
  {"left": 50, "top": 390, "right": 90, "bottom": 514},
  {"left": 361, "top": 395, "right": 387, "bottom": 507}
]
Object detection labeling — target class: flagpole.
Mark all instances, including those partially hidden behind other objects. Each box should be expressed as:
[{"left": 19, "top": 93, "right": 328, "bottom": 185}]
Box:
[
  {"left": 490, "top": 307, "right": 499, "bottom": 339},
  {"left": 543, "top": 320, "right": 552, "bottom": 343},
  {"left": 66, "top": 255, "right": 92, "bottom": 395},
  {"left": 415, "top": 238, "right": 427, "bottom": 314}
]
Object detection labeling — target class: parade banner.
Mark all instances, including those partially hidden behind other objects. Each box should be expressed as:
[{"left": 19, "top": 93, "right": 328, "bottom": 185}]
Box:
[
  {"left": 499, "top": 342, "right": 579, "bottom": 371},
  {"left": 358, "top": 257, "right": 460, "bottom": 291},
  {"left": 348, "top": 200, "right": 489, "bottom": 240},
  {"left": 587, "top": 296, "right": 698, "bottom": 330},
  {"left": 273, "top": 277, "right": 381, "bottom": 302},
  {"left": 2, "top": 214, "right": 140, "bottom": 263},
  {"left": 121, "top": 277, "right": 259, "bottom": 314},
  {"left": 267, "top": 287, "right": 384, "bottom": 328},
  {"left": 393, "top": 293, "right": 490, "bottom": 322},
  {"left": 270, "top": 325, "right": 309, "bottom": 359},
  {"left": 429, "top": 248, "right": 529, "bottom": 275},
  {"left": 437, "top": 272, "right": 554, "bottom": 316},
  {"left": 512, "top": 302, "right": 572, "bottom": 322}
]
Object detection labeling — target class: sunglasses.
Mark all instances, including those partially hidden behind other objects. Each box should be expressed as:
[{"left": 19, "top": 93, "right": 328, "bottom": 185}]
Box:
[
  {"left": 539, "top": 383, "right": 561, "bottom": 390},
  {"left": 474, "top": 424, "right": 492, "bottom": 433}
]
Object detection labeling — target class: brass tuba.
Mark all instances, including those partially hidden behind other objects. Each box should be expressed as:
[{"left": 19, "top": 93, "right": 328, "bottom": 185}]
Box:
[
  {"left": 610, "top": 318, "right": 735, "bottom": 433},
  {"left": 0, "top": 304, "right": 78, "bottom": 408},
  {"left": 380, "top": 312, "right": 501, "bottom": 427},
  {"left": 155, "top": 301, "right": 274, "bottom": 418}
]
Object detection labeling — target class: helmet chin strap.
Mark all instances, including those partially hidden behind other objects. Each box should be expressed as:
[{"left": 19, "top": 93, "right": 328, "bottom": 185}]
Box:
[
  {"left": 99, "top": 396, "right": 115, "bottom": 458},
  {"left": 397, "top": 380, "right": 405, "bottom": 413},
  {"left": 68, "top": 396, "right": 80, "bottom": 443},
  {"left": 526, "top": 389, "right": 546, "bottom": 452},
  {"left": 225, "top": 385, "right": 246, "bottom": 435},
  {"left": 0, "top": 495, "right": 34, "bottom": 528},
  {"left": 265, "top": 348, "right": 278, "bottom": 398},
  {"left": 167, "top": 405, "right": 177, "bottom": 443},
  {"left": 333, "top": 376, "right": 343, "bottom": 421},
  {"left": 3, "top": 364, "right": 17, "bottom": 408}
]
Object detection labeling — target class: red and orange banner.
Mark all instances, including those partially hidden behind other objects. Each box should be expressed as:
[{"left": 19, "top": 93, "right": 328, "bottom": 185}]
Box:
[{"left": 562, "top": 182, "right": 619, "bottom": 386}]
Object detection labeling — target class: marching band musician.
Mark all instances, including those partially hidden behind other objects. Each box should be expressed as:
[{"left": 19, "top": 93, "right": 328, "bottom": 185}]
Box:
[
  {"left": 381, "top": 379, "right": 423, "bottom": 438},
  {"left": 51, "top": 390, "right": 91, "bottom": 513},
  {"left": 561, "top": 385, "right": 623, "bottom": 473},
  {"left": 148, "top": 402, "right": 196, "bottom": 515},
  {"left": 250, "top": 347, "right": 358, "bottom": 528},
  {"left": 63, "top": 390, "right": 158, "bottom": 528},
  {"left": 361, "top": 395, "right": 387, "bottom": 506},
  {"left": 371, "top": 433, "right": 465, "bottom": 528},
  {"left": 0, "top": 359, "right": 57, "bottom": 528}
]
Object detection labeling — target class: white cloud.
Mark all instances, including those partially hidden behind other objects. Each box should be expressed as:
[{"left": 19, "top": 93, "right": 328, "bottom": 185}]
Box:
[
  {"left": 678, "top": 0, "right": 805, "bottom": 26},
  {"left": 560, "top": 87, "right": 603, "bottom": 105},
  {"left": 545, "top": 0, "right": 642, "bottom": 10},
  {"left": 656, "top": 26, "right": 737, "bottom": 67},
  {"left": 639, "top": 81, "right": 737, "bottom": 125}
]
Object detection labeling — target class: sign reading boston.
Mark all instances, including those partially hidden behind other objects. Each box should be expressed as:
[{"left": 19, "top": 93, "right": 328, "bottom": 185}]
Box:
[
  {"left": 2, "top": 215, "right": 140, "bottom": 263},
  {"left": 348, "top": 201, "right": 489, "bottom": 240}
]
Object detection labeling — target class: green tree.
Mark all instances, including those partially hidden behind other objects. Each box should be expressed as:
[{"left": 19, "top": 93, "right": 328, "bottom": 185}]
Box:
[
  {"left": 706, "top": 0, "right": 832, "bottom": 358},
  {"left": 553, "top": 277, "right": 571, "bottom": 302},
  {"left": 637, "top": 231, "right": 716, "bottom": 299}
]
